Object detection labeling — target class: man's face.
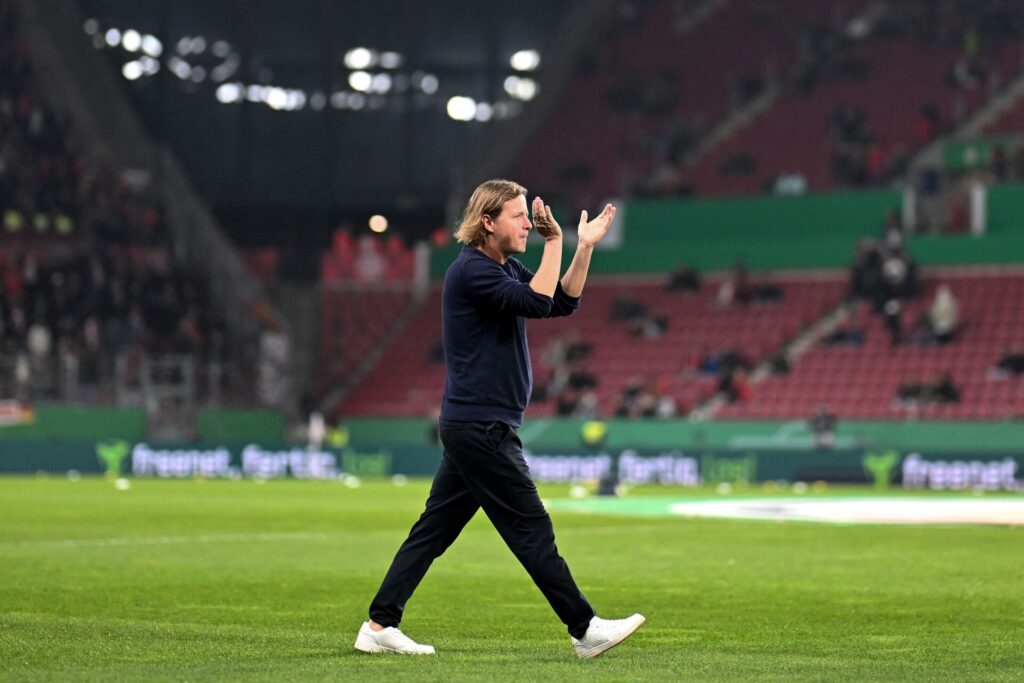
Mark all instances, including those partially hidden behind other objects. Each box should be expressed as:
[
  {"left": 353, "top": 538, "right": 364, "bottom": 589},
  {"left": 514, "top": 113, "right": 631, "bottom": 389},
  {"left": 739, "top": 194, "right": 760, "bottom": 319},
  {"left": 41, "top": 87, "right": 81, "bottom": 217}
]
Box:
[{"left": 486, "top": 194, "right": 532, "bottom": 257}]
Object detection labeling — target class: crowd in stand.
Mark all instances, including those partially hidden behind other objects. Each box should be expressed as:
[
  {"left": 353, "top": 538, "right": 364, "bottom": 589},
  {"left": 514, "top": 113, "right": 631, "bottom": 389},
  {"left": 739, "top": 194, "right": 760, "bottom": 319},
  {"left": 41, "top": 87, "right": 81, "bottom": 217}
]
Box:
[{"left": 0, "top": 0, "right": 224, "bottom": 404}]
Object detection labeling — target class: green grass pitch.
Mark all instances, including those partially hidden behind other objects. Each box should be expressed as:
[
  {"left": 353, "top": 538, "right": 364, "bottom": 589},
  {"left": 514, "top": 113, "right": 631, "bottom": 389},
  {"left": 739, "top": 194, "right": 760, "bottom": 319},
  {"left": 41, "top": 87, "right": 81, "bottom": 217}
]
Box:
[{"left": 1, "top": 477, "right": 1022, "bottom": 681}]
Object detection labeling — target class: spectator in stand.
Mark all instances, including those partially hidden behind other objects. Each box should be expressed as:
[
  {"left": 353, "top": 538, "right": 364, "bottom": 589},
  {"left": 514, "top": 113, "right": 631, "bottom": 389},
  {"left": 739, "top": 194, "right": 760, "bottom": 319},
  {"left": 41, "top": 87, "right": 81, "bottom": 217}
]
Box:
[
  {"left": 629, "top": 313, "right": 668, "bottom": 339},
  {"left": 609, "top": 293, "right": 646, "bottom": 321},
  {"left": 927, "top": 284, "right": 958, "bottom": 344},
  {"left": 897, "top": 373, "right": 961, "bottom": 406},
  {"left": 989, "top": 344, "right": 1024, "bottom": 379},
  {"left": 883, "top": 298, "right": 902, "bottom": 346},
  {"left": 809, "top": 406, "right": 837, "bottom": 449},
  {"left": 666, "top": 263, "right": 701, "bottom": 292}
]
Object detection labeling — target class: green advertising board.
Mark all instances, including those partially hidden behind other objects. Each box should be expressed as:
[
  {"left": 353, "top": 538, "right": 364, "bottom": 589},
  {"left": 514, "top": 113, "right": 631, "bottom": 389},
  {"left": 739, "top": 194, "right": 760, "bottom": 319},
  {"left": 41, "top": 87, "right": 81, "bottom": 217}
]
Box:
[{"left": 2, "top": 441, "right": 1020, "bottom": 492}]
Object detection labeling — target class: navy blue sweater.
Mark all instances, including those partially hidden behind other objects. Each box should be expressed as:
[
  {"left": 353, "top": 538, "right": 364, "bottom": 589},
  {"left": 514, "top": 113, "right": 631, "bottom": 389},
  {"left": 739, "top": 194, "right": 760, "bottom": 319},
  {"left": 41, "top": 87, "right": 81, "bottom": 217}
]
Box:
[{"left": 440, "top": 245, "right": 580, "bottom": 427}]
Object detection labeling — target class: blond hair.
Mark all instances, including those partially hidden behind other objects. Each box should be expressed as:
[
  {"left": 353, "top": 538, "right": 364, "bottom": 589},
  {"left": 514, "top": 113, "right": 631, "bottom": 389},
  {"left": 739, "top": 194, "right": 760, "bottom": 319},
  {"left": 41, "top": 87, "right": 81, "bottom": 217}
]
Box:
[{"left": 454, "top": 179, "right": 527, "bottom": 246}]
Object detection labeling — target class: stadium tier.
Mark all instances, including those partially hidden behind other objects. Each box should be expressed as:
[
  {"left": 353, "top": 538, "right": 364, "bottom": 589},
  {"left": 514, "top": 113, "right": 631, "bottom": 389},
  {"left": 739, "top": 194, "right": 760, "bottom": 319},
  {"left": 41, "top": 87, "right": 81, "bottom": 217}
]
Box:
[
  {"left": 719, "top": 272, "right": 1024, "bottom": 420},
  {"left": 513, "top": 0, "right": 864, "bottom": 202},
  {"left": 335, "top": 275, "right": 846, "bottom": 419}
]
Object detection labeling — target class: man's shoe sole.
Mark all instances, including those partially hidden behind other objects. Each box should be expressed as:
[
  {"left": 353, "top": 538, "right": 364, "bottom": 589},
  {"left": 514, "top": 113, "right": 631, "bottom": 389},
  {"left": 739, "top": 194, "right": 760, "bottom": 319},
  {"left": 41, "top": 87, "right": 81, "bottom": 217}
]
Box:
[{"left": 577, "top": 615, "right": 646, "bottom": 660}]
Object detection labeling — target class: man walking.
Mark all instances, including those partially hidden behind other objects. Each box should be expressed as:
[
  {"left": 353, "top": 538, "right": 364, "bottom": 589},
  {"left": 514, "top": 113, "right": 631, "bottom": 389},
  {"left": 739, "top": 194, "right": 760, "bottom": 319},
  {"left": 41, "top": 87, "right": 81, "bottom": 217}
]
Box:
[{"left": 355, "top": 179, "right": 644, "bottom": 659}]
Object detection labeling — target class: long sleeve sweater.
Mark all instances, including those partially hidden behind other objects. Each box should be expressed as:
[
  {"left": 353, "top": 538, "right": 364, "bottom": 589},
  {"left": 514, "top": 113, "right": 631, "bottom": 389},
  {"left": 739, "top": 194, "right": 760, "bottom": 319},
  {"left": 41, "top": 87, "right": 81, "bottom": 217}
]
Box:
[{"left": 440, "top": 245, "right": 580, "bottom": 427}]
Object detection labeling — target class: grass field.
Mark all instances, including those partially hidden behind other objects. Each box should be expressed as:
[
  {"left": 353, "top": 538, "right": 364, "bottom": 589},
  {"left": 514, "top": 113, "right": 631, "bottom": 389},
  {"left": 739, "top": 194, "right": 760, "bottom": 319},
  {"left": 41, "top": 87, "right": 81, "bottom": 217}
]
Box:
[{"left": 1, "top": 477, "right": 1023, "bottom": 681}]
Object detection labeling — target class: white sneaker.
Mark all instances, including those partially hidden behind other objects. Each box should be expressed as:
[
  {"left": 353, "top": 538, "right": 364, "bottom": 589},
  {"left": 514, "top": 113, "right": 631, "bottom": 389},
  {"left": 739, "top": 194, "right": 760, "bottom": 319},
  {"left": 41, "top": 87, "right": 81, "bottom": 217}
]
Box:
[
  {"left": 572, "top": 614, "right": 645, "bottom": 659},
  {"left": 353, "top": 621, "right": 436, "bottom": 655}
]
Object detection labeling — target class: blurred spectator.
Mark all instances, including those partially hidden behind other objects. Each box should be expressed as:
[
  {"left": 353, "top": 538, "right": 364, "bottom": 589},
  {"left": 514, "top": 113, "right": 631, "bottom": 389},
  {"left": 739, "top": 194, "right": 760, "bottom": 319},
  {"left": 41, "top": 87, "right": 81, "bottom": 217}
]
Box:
[
  {"left": 988, "top": 344, "right": 1024, "bottom": 379},
  {"left": 823, "top": 325, "right": 865, "bottom": 346},
  {"left": 927, "top": 284, "right": 959, "bottom": 344},
  {"left": 897, "top": 373, "right": 961, "bottom": 406},
  {"left": 609, "top": 294, "right": 646, "bottom": 321},
  {"left": 809, "top": 406, "right": 837, "bottom": 449},
  {"left": 666, "top": 263, "right": 701, "bottom": 292}
]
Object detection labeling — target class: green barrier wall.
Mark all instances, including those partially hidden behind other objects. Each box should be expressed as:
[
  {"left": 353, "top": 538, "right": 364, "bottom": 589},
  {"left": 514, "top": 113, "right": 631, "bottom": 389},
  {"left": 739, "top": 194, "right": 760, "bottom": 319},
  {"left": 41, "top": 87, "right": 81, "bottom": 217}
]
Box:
[
  {"left": 195, "top": 408, "right": 286, "bottom": 442},
  {"left": 340, "top": 417, "right": 1024, "bottom": 452},
  {"left": 430, "top": 186, "right": 1024, "bottom": 276},
  {"left": 0, "top": 405, "right": 146, "bottom": 441}
]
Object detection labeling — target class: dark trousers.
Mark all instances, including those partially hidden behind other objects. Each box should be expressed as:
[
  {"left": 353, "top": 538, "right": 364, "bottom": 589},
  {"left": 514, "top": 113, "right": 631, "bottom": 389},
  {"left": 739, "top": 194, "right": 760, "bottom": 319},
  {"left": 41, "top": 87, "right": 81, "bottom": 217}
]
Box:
[{"left": 368, "top": 419, "right": 595, "bottom": 638}]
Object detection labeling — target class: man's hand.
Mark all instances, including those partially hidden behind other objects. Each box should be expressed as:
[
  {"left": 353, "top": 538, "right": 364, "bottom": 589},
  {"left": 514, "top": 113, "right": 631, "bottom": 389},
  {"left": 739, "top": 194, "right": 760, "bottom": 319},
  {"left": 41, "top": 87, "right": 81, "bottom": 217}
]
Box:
[
  {"left": 577, "top": 203, "right": 616, "bottom": 247},
  {"left": 532, "top": 197, "right": 562, "bottom": 241}
]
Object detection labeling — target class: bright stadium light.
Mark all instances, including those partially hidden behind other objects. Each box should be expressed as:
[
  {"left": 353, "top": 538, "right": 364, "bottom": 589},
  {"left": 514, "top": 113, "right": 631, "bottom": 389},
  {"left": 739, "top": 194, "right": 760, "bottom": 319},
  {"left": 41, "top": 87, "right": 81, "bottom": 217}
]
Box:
[
  {"left": 420, "top": 74, "right": 439, "bottom": 94},
  {"left": 446, "top": 96, "right": 476, "bottom": 121},
  {"left": 141, "top": 34, "right": 163, "bottom": 57},
  {"left": 309, "top": 91, "right": 326, "bottom": 111},
  {"left": 212, "top": 40, "right": 231, "bottom": 58},
  {"left": 330, "top": 91, "right": 348, "bottom": 109},
  {"left": 504, "top": 75, "right": 538, "bottom": 101},
  {"left": 83, "top": 18, "right": 100, "bottom": 36},
  {"left": 344, "top": 47, "right": 375, "bottom": 70},
  {"left": 122, "top": 61, "right": 144, "bottom": 80},
  {"left": 140, "top": 56, "right": 160, "bottom": 75},
  {"left": 190, "top": 66, "right": 207, "bottom": 83},
  {"left": 348, "top": 70, "right": 372, "bottom": 92},
  {"left": 105, "top": 28, "right": 121, "bottom": 48},
  {"left": 379, "top": 51, "right": 403, "bottom": 69},
  {"left": 510, "top": 49, "right": 540, "bottom": 71},
  {"left": 368, "top": 215, "right": 388, "bottom": 233},
  {"left": 122, "top": 29, "right": 142, "bottom": 52},
  {"left": 266, "top": 87, "right": 288, "bottom": 110},
  {"left": 215, "top": 83, "right": 242, "bottom": 103},
  {"left": 371, "top": 73, "right": 392, "bottom": 94},
  {"left": 190, "top": 36, "right": 207, "bottom": 54},
  {"left": 347, "top": 92, "right": 366, "bottom": 110},
  {"left": 177, "top": 36, "right": 192, "bottom": 55},
  {"left": 475, "top": 102, "right": 493, "bottom": 122},
  {"left": 168, "top": 57, "right": 191, "bottom": 80}
]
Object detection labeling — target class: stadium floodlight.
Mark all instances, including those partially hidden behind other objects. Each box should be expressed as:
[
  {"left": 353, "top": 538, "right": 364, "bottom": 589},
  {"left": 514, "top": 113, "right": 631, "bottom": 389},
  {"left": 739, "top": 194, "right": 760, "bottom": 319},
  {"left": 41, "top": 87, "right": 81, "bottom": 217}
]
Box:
[
  {"left": 83, "top": 18, "right": 100, "bottom": 36},
  {"left": 510, "top": 49, "right": 540, "bottom": 71},
  {"left": 141, "top": 35, "right": 163, "bottom": 57},
  {"left": 122, "top": 61, "right": 144, "bottom": 80},
  {"left": 177, "top": 36, "right": 192, "bottom": 55},
  {"left": 216, "top": 83, "right": 242, "bottom": 104},
  {"left": 379, "top": 51, "right": 403, "bottom": 69},
  {"left": 446, "top": 96, "right": 476, "bottom": 121},
  {"left": 122, "top": 29, "right": 142, "bottom": 52},
  {"left": 190, "top": 66, "right": 207, "bottom": 83},
  {"left": 368, "top": 215, "right": 388, "bottom": 233},
  {"left": 212, "top": 40, "right": 231, "bottom": 58},
  {"left": 285, "top": 90, "right": 307, "bottom": 111},
  {"left": 310, "top": 91, "right": 327, "bottom": 111},
  {"left": 474, "top": 102, "right": 493, "bottom": 122},
  {"left": 420, "top": 74, "right": 439, "bottom": 94},
  {"left": 140, "top": 56, "right": 160, "bottom": 75},
  {"left": 371, "top": 73, "right": 392, "bottom": 94},
  {"left": 344, "top": 47, "right": 375, "bottom": 70},
  {"left": 348, "top": 70, "right": 372, "bottom": 92},
  {"left": 190, "top": 36, "right": 207, "bottom": 54},
  {"left": 168, "top": 57, "right": 192, "bottom": 80},
  {"left": 105, "top": 28, "right": 121, "bottom": 48},
  {"left": 266, "top": 88, "right": 288, "bottom": 110},
  {"left": 330, "top": 91, "right": 348, "bottom": 109},
  {"left": 504, "top": 76, "right": 538, "bottom": 101},
  {"left": 347, "top": 92, "right": 367, "bottom": 110}
]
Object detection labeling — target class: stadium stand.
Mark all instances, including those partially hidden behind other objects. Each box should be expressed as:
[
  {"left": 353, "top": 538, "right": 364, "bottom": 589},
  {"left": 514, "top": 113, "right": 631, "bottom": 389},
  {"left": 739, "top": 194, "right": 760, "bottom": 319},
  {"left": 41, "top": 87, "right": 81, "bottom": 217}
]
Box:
[
  {"left": 512, "top": 0, "right": 865, "bottom": 204},
  {"left": 335, "top": 274, "right": 846, "bottom": 419},
  {"left": 513, "top": 0, "right": 1024, "bottom": 202},
  {"left": 0, "top": 0, "right": 230, "bottom": 411},
  {"left": 718, "top": 272, "right": 1024, "bottom": 420}
]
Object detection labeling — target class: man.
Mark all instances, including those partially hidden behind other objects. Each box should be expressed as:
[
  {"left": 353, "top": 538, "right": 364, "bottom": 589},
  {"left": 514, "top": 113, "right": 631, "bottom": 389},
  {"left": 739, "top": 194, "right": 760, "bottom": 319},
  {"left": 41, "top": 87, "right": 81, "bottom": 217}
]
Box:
[{"left": 354, "top": 179, "right": 644, "bottom": 659}]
